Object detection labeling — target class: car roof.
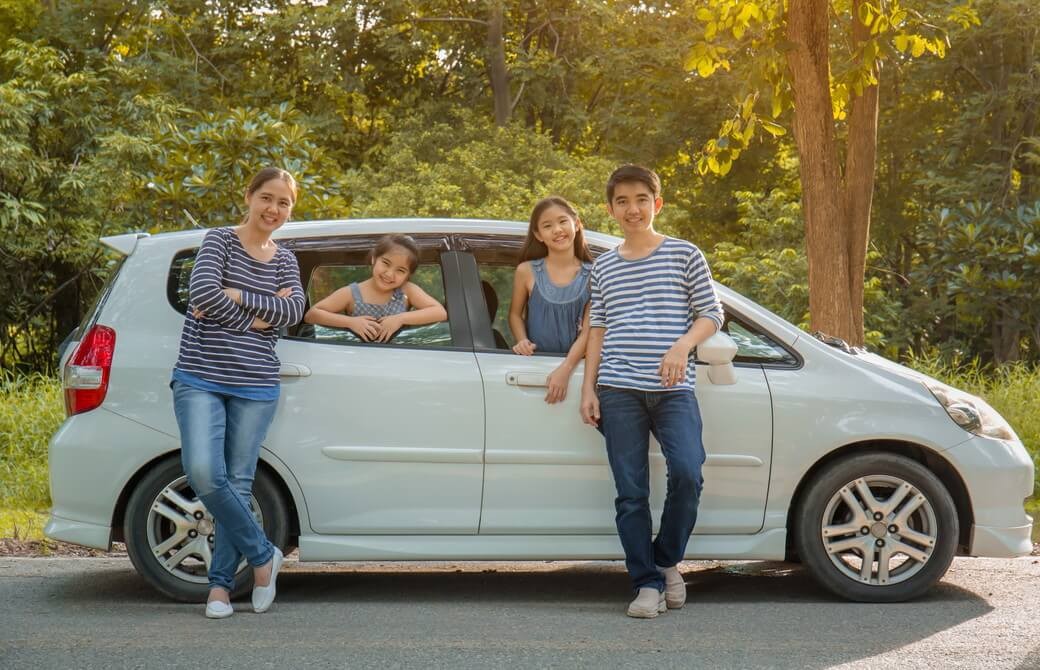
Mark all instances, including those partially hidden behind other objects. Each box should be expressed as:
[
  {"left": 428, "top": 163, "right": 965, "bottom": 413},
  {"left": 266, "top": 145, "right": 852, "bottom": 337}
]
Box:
[{"left": 135, "top": 218, "right": 618, "bottom": 247}]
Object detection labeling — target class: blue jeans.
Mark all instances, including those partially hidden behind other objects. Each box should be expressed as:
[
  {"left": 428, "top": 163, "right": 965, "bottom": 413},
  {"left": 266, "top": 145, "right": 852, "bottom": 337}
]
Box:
[
  {"left": 597, "top": 386, "right": 706, "bottom": 592},
  {"left": 172, "top": 381, "right": 277, "bottom": 592}
]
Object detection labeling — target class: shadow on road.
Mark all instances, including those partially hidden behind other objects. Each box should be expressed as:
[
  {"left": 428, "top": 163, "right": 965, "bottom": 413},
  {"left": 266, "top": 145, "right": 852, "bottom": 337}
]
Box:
[{"left": 29, "top": 559, "right": 994, "bottom": 669}]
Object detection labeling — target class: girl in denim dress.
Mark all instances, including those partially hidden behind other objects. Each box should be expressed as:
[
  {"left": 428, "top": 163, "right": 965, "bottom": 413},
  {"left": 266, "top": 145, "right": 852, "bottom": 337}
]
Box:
[{"left": 508, "top": 196, "right": 594, "bottom": 404}]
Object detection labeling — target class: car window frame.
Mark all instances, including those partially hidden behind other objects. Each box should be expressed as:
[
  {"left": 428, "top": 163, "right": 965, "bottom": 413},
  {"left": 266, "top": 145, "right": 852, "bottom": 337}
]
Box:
[{"left": 454, "top": 233, "right": 803, "bottom": 369}]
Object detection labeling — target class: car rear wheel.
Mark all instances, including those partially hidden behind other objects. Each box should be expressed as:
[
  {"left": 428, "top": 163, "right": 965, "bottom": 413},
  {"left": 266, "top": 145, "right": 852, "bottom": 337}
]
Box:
[
  {"left": 124, "top": 456, "right": 289, "bottom": 602},
  {"left": 794, "top": 452, "right": 958, "bottom": 602}
]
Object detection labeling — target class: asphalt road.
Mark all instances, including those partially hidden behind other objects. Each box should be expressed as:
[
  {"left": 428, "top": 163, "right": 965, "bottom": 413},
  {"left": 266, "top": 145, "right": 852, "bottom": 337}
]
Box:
[{"left": 1, "top": 556, "right": 1038, "bottom": 670}]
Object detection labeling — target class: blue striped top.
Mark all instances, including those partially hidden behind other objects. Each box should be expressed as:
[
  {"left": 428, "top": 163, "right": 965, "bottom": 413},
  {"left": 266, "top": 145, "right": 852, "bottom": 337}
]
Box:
[
  {"left": 173, "top": 227, "right": 306, "bottom": 389},
  {"left": 589, "top": 237, "right": 724, "bottom": 392}
]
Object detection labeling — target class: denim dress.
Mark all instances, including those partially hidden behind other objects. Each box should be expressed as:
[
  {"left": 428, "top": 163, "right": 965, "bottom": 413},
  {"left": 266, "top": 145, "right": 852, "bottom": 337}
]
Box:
[{"left": 525, "top": 258, "right": 592, "bottom": 354}]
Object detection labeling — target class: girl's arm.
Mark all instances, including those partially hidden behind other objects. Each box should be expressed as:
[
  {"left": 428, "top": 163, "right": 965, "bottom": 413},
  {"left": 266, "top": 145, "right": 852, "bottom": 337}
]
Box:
[
  {"left": 304, "top": 287, "right": 379, "bottom": 341},
  {"left": 396, "top": 282, "right": 448, "bottom": 326},
  {"left": 544, "top": 303, "right": 590, "bottom": 404},
  {"left": 373, "top": 283, "right": 447, "bottom": 343},
  {"left": 189, "top": 229, "right": 264, "bottom": 331},
  {"left": 508, "top": 262, "right": 535, "bottom": 355}
]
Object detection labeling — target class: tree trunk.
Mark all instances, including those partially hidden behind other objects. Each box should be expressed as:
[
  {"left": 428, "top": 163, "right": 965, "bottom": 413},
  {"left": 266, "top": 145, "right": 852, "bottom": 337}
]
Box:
[
  {"left": 843, "top": 0, "right": 880, "bottom": 345},
  {"left": 487, "top": 1, "right": 511, "bottom": 126},
  {"left": 786, "top": 0, "right": 856, "bottom": 343}
]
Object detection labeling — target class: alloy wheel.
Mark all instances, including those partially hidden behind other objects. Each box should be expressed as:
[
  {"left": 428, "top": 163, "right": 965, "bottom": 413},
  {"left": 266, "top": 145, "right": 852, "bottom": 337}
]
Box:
[
  {"left": 820, "top": 474, "right": 938, "bottom": 586},
  {"left": 145, "top": 475, "right": 263, "bottom": 584}
]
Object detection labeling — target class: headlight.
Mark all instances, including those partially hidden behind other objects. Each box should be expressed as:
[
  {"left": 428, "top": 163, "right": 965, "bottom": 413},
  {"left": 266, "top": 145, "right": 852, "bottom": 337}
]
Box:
[{"left": 923, "top": 380, "right": 1018, "bottom": 441}]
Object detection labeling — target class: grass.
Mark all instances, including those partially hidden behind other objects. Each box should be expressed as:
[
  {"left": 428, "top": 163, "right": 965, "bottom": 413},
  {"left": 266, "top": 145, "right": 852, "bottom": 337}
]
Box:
[
  {"left": 0, "top": 363, "right": 1036, "bottom": 544},
  {"left": 0, "top": 374, "right": 63, "bottom": 512}
]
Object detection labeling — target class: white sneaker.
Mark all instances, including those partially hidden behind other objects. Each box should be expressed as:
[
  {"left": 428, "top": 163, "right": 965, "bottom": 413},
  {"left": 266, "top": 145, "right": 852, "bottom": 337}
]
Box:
[
  {"left": 205, "top": 600, "right": 234, "bottom": 619},
  {"left": 658, "top": 564, "right": 687, "bottom": 609},
  {"left": 626, "top": 587, "right": 666, "bottom": 619},
  {"left": 251, "top": 546, "right": 284, "bottom": 613}
]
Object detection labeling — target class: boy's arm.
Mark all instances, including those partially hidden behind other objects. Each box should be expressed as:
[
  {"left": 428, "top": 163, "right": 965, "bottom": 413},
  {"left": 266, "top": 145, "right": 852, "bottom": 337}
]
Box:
[
  {"left": 659, "top": 247, "right": 724, "bottom": 387},
  {"left": 580, "top": 268, "right": 606, "bottom": 425}
]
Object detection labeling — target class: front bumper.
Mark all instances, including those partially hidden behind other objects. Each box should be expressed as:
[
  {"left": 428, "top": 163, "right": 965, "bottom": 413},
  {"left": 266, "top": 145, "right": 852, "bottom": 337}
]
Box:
[
  {"left": 944, "top": 434, "right": 1035, "bottom": 557},
  {"left": 970, "top": 521, "right": 1034, "bottom": 558}
]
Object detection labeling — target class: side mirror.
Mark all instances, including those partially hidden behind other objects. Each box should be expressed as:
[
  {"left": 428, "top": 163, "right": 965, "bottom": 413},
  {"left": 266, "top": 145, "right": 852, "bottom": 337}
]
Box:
[{"left": 697, "top": 331, "right": 738, "bottom": 385}]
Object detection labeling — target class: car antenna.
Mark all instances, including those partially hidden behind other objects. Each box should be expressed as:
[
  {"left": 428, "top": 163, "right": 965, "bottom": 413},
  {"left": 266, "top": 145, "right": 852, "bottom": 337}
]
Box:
[
  {"left": 182, "top": 209, "right": 204, "bottom": 229},
  {"left": 146, "top": 181, "right": 205, "bottom": 229}
]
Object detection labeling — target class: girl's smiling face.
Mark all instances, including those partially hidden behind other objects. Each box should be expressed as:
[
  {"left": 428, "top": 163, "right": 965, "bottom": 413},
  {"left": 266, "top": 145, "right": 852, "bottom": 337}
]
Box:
[
  {"left": 371, "top": 246, "right": 413, "bottom": 291},
  {"left": 533, "top": 204, "right": 580, "bottom": 254},
  {"left": 244, "top": 178, "right": 295, "bottom": 234}
]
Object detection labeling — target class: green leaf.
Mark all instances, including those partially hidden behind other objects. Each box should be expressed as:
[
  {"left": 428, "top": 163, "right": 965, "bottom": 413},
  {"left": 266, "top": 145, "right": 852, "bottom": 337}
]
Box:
[{"left": 760, "top": 120, "right": 786, "bottom": 137}]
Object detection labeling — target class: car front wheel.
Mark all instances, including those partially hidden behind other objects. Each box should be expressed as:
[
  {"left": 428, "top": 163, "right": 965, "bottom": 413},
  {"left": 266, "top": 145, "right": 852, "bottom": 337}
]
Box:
[
  {"left": 124, "top": 456, "right": 289, "bottom": 602},
  {"left": 794, "top": 452, "right": 958, "bottom": 602}
]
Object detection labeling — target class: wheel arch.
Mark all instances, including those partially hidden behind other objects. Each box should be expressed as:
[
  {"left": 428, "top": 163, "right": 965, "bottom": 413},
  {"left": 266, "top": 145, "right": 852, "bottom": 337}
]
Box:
[
  {"left": 110, "top": 450, "right": 302, "bottom": 546},
  {"left": 784, "top": 440, "right": 973, "bottom": 561}
]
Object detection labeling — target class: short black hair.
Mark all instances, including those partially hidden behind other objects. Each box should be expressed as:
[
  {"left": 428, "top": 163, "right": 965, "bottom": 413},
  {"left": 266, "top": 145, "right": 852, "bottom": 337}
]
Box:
[{"left": 606, "top": 164, "right": 661, "bottom": 203}]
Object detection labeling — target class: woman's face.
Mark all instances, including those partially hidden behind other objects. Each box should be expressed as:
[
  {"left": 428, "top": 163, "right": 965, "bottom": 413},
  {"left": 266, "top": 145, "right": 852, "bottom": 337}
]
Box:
[
  {"left": 244, "top": 178, "right": 295, "bottom": 235},
  {"left": 533, "top": 204, "right": 580, "bottom": 255}
]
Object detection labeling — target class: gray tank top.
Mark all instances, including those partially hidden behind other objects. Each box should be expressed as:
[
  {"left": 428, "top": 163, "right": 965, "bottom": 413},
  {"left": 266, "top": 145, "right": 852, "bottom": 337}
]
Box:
[{"left": 349, "top": 282, "right": 407, "bottom": 318}]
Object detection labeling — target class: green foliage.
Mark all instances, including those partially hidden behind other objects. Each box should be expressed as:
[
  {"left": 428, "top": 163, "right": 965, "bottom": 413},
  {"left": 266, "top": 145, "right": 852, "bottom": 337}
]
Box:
[
  {"left": 350, "top": 108, "right": 617, "bottom": 232},
  {"left": 707, "top": 183, "right": 901, "bottom": 349},
  {"left": 0, "top": 374, "right": 62, "bottom": 509},
  {"left": 0, "top": 38, "right": 178, "bottom": 371},
  {"left": 904, "top": 201, "right": 1040, "bottom": 362},
  {"left": 685, "top": 0, "right": 975, "bottom": 175},
  {"left": 136, "top": 104, "right": 350, "bottom": 231}
]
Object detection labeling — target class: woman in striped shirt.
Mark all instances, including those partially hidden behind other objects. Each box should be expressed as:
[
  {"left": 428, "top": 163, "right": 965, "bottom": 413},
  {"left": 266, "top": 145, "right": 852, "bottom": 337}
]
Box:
[{"left": 171, "top": 167, "right": 306, "bottom": 619}]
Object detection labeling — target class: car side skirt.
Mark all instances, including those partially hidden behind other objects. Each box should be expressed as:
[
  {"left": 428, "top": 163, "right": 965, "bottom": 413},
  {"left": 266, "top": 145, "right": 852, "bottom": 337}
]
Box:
[{"left": 298, "top": 529, "right": 788, "bottom": 562}]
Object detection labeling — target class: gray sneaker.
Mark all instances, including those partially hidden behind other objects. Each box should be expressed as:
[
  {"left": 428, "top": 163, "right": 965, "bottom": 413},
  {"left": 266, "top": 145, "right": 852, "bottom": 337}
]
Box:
[
  {"left": 627, "top": 587, "right": 666, "bottom": 618},
  {"left": 658, "top": 564, "right": 686, "bottom": 609}
]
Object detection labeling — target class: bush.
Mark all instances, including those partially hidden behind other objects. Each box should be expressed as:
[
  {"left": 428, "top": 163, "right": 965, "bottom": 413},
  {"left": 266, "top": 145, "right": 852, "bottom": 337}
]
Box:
[{"left": 0, "top": 374, "right": 63, "bottom": 509}]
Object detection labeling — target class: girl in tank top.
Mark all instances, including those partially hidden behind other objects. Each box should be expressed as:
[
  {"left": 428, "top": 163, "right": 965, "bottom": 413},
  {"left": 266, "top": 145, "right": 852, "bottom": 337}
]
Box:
[
  {"left": 304, "top": 234, "right": 446, "bottom": 342},
  {"left": 508, "top": 196, "right": 594, "bottom": 404}
]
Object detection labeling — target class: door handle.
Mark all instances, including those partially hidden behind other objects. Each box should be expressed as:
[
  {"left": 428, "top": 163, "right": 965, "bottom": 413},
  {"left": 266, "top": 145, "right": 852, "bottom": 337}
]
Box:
[
  {"left": 279, "top": 363, "right": 311, "bottom": 378},
  {"left": 505, "top": 372, "right": 548, "bottom": 387}
]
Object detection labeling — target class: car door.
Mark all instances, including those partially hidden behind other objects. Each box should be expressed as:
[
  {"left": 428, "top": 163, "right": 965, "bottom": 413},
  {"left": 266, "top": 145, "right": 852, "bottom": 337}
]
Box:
[
  {"left": 461, "top": 235, "right": 782, "bottom": 535},
  {"left": 263, "top": 238, "right": 486, "bottom": 534}
]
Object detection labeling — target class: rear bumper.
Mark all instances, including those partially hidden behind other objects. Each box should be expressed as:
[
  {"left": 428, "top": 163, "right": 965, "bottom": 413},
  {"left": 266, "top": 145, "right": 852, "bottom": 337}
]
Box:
[
  {"left": 48, "top": 407, "right": 178, "bottom": 548},
  {"left": 44, "top": 514, "right": 112, "bottom": 551}
]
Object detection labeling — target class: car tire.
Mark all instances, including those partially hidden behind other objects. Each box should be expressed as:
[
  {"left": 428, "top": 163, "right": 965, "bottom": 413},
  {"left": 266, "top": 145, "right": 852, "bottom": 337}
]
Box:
[
  {"left": 124, "top": 456, "right": 289, "bottom": 603},
  {"left": 794, "top": 452, "right": 958, "bottom": 602}
]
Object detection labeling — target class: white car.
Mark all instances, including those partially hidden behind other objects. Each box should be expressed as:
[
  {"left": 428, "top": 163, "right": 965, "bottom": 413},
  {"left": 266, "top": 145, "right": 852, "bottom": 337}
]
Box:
[{"left": 46, "top": 219, "right": 1034, "bottom": 603}]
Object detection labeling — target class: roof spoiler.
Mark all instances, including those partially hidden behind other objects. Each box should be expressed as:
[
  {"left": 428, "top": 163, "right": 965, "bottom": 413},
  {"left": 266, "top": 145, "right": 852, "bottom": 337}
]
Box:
[{"left": 99, "top": 232, "right": 149, "bottom": 256}]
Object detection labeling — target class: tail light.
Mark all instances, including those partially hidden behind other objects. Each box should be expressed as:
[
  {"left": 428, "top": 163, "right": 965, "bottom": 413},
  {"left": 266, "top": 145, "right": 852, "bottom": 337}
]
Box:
[{"left": 64, "top": 325, "right": 116, "bottom": 416}]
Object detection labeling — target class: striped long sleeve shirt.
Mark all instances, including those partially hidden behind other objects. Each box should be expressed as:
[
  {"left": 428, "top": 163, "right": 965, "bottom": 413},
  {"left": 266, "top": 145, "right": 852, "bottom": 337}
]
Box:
[
  {"left": 589, "top": 237, "right": 724, "bottom": 392},
  {"left": 173, "top": 227, "right": 306, "bottom": 388}
]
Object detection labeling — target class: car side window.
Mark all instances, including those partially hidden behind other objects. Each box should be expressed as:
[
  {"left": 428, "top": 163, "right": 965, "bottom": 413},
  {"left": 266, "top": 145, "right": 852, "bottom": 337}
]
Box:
[
  {"left": 723, "top": 314, "right": 799, "bottom": 366},
  {"left": 302, "top": 261, "right": 452, "bottom": 347},
  {"left": 460, "top": 235, "right": 609, "bottom": 353},
  {"left": 167, "top": 250, "right": 195, "bottom": 314}
]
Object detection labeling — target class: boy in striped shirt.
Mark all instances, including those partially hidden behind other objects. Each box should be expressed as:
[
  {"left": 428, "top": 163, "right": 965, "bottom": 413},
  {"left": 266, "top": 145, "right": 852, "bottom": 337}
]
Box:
[{"left": 580, "top": 165, "right": 724, "bottom": 618}]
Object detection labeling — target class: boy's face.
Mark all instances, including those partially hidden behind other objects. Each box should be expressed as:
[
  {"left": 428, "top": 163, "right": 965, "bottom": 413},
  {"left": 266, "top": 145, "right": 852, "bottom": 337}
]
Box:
[{"left": 606, "top": 181, "right": 662, "bottom": 237}]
